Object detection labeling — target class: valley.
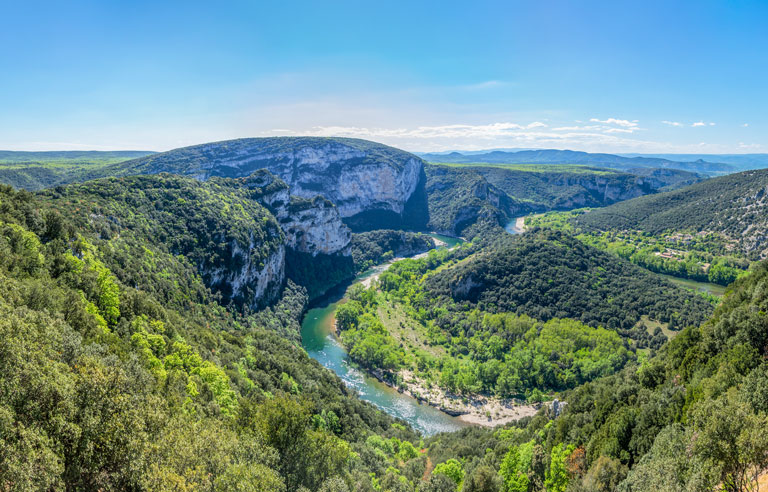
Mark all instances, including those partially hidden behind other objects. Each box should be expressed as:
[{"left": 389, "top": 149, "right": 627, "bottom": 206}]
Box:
[{"left": 2, "top": 137, "right": 767, "bottom": 492}]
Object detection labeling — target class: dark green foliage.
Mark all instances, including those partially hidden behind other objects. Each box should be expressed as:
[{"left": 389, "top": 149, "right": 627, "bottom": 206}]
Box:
[
  {"left": 424, "top": 165, "right": 526, "bottom": 236},
  {"left": 350, "top": 229, "right": 435, "bottom": 272},
  {"left": 0, "top": 182, "right": 423, "bottom": 490},
  {"left": 426, "top": 229, "right": 712, "bottom": 333},
  {"left": 40, "top": 173, "right": 286, "bottom": 309},
  {"left": 0, "top": 151, "right": 154, "bottom": 190},
  {"left": 285, "top": 248, "right": 355, "bottom": 300},
  {"left": 420, "top": 148, "right": 730, "bottom": 174},
  {"left": 575, "top": 168, "right": 768, "bottom": 260}
]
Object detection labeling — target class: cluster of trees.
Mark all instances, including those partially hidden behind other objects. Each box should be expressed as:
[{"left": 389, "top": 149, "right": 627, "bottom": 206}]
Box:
[
  {"left": 573, "top": 168, "right": 768, "bottom": 260},
  {"left": 424, "top": 165, "right": 525, "bottom": 237},
  {"left": 4, "top": 161, "right": 768, "bottom": 490},
  {"left": 0, "top": 182, "right": 438, "bottom": 491},
  {"left": 41, "top": 174, "right": 286, "bottom": 308},
  {"left": 426, "top": 230, "right": 712, "bottom": 333},
  {"left": 529, "top": 210, "right": 750, "bottom": 286},
  {"left": 336, "top": 245, "right": 637, "bottom": 401},
  {"left": 350, "top": 229, "right": 436, "bottom": 272},
  {"left": 417, "top": 261, "right": 768, "bottom": 491}
]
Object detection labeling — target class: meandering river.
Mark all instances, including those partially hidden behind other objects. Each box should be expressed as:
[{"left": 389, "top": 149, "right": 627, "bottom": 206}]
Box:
[{"left": 299, "top": 234, "right": 471, "bottom": 435}]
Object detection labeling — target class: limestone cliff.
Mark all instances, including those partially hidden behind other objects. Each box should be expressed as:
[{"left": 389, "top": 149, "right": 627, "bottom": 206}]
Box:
[
  {"left": 233, "top": 170, "right": 351, "bottom": 256},
  {"left": 117, "top": 137, "right": 425, "bottom": 221}
]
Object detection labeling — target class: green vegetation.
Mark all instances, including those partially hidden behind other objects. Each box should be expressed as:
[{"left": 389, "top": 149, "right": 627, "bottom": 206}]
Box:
[
  {"left": 0, "top": 151, "right": 154, "bottom": 190},
  {"left": 529, "top": 209, "right": 753, "bottom": 286},
  {"left": 424, "top": 165, "right": 524, "bottom": 237},
  {"left": 0, "top": 181, "right": 435, "bottom": 491},
  {"left": 422, "top": 162, "right": 702, "bottom": 239},
  {"left": 430, "top": 162, "right": 617, "bottom": 175},
  {"left": 334, "top": 230, "right": 712, "bottom": 407},
  {"left": 3, "top": 142, "right": 768, "bottom": 491},
  {"left": 417, "top": 261, "right": 768, "bottom": 491},
  {"left": 41, "top": 174, "right": 286, "bottom": 309},
  {"left": 350, "top": 229, "right": 436, "bottom": 272},
  {"left": 572, "top": 168, "right": 768, "bottom": 260},
  {"left": 426, "top": 230, "right": 712, "bottom": 334}
]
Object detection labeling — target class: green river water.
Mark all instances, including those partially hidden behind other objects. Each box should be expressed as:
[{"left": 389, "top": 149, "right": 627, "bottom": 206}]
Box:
[{"left": 299, "top": 234, "right": 471, "bottom": 435}]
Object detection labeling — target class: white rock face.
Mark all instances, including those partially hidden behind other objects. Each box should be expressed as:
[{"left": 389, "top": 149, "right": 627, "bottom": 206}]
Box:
[
  {"left": 240, "top": 170, "right": 351, "bottom": 256},
  {"left": 225, "top": 144, "right": 422, "bottom": 217},
  {"left": 135, "top": 138, "right": 425, "bottom": 219},
  {"left": 278, "top": 200, "right": 352, "bottom": 255},
  {"left": 206, "top": 238, "right": 285, "bottom": 309}
]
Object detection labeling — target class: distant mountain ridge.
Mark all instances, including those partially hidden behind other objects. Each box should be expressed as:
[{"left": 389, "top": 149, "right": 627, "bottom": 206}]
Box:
[
  {"left": 0, "top": 150, "right": 155, "bottom": 161},
  {"left": 418, "top": 149, "right": 735, "bottom": 174}
]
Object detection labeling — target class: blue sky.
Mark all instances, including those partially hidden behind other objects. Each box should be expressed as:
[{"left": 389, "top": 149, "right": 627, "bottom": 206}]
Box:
[{"left": 1, "top": 0, "right": 766, "bottom": 153}]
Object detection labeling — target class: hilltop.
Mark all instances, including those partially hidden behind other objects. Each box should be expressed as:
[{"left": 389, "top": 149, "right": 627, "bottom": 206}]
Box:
[
  {"left": 574, "top": 168, "right": 768, "bottom": 259},
  {"left": 419, "top": 148, "right": 734, "bottom": 174}
]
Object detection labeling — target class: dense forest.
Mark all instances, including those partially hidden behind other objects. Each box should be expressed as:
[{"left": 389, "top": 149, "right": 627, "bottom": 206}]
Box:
[
  {"left": 350, "top": 230, "right": 436, "bottom": 272},
  {"left": 2, "top": 138, "right": 768, "bottom": 491},
  {"left": 573, "top": 168, "right": 768, "bottom": 260},
  {"left": 528, "top": 210, "right": 751, "bottom": 286},
  {"left": 426, "top": 230, "right": 712, "bottom": 333},
  {"left": 334, "top": 229, "right": 715, "bottom": 406},
  {"left": 0, "top": 151, "right": 153, "bottom": 190},
  {"left": 0, "top": 181, "right": 433, "bottom": 491}
]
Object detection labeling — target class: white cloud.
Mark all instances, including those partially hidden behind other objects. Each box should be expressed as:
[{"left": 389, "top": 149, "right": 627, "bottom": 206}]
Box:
[
  {"left": 662, "top": 121, "right": 683, "bottom": 127},
  {"left": 276, "top": 120, "right": 671, "bottom": 153},
  {"left": 738, "top": 142, "right": 763, "bottom": 150},
  {"left": 743, "top": 123, "right": 749, "bottom": 127},
  {"left": 692, "top": 121, "right": 715, "bottom": 127},
  {"left": 589, "top": 118, "right": 639, "bottom": 128}
]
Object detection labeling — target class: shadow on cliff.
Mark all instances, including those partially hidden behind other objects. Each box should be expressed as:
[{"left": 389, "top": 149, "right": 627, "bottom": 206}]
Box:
[{"left": 342, "top": 166, "right": 430, "bottom": 233}]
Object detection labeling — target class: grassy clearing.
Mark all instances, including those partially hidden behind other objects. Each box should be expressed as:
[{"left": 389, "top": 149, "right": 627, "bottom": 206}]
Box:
[
  {"left": 637, "top": 315, "right": 676, "bottom": 339},
  {"left": 376, "top": 294, "right": 445, "bottom": 358}
]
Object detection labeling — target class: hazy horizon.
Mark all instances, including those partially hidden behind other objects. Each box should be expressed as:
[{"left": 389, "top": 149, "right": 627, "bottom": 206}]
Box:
[{"left": 2, "top": 1, "right": 766, "bottom": 154}]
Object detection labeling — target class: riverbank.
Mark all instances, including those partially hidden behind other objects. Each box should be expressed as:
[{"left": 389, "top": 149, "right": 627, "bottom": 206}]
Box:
[
  {"left": 504, "top": 215, "right": 528, "bottom": 235},
  {"left": 300, "top": 232, "right": 476, "bottom": 435},
  {"left": 366, "top": 368, "right": 539, "bottom": 427}
]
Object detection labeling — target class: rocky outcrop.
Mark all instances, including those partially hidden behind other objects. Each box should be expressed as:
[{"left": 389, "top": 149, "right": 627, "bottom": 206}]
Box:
[
  {"left": 235, "top": 170, "right": 351, "bottom": 256},
  {"left": 206, "top": 241, "right": 285, "bottom": 311},
  {"left": 280, "top": 197, "right": 351, "bottom": 255},
  {"left": 118, "top": 137, "right": 425, "bottom": 220}
]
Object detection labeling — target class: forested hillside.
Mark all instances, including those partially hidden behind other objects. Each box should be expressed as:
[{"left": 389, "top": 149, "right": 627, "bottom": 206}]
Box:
[
  {"left": 427, "top": 230, "right": 712, "bottom": 332},
  {"left": 575, "top": 168, "right": 768, "bottom": 259},
  {"left": 423, "top": 163, "right": 703, "bottom": 238},
  {"left": 419, "top": 148, "right": 733, "bottom": 174},
  {"left": 406, "top": 260, "right": 768, "bottom": 492},
  {"left": 0, "top": 151, "right": 154, "bottom": 190},
  {"left": 333, "top": 229, "right": 713, "bottom": 414},
  {"left": 0, "top": 182, "right": 433, "bottom": 491}
]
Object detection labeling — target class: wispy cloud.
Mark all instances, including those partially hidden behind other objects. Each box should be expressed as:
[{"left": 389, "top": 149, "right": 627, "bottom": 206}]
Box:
[
  {"left": 662, "top": 120, "right": 683, "bottom": 127},
  {"left": 589, "top": 118, "right": 639, "bottom": 128},
  {"left": 742, "top": 123, "right": 749, "bottom": 127},
  {"left": 692, "top": 121, "right": 716, "bottom": 127},
  {"left": 273, "top": 120, "right": 671, "bottom": 152}
]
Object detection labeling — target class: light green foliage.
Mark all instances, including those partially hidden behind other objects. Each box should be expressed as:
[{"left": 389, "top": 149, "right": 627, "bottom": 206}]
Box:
[
  {"left": 432, "top": 459, "right": 464, "bottom": 488},
  {"left": 396, "top": 440, "right": 419, "bottom": 462},
  {"left": 499, "top": 441, "right": 533, "bottom": 492},
  {"left": 544, "top": 443, "right": 574, "bottom": 492}
]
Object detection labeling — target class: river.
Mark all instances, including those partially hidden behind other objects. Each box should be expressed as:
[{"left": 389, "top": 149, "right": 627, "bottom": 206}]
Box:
[
  {"left": 657, "top": 273, "right": 727, "bottom": 297},
  {"left": 299, "top": 233, "right": 471, "bottom": 435},
  {"left": 504, "top": 216, "right": 526, "bottom": 235}
]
